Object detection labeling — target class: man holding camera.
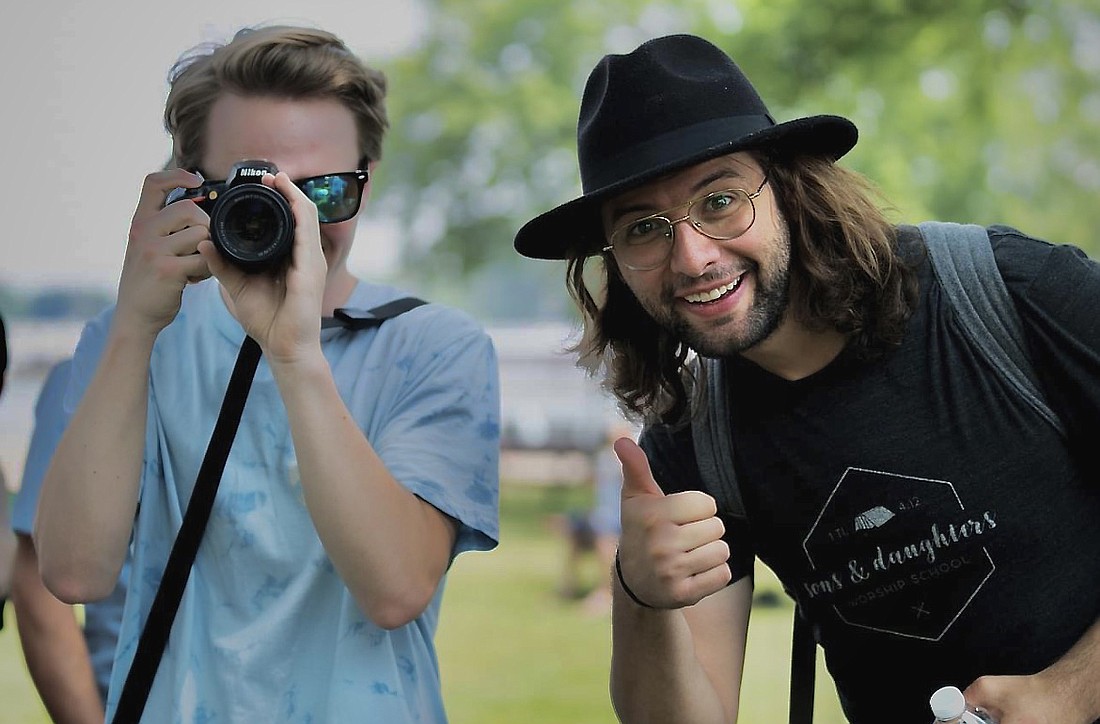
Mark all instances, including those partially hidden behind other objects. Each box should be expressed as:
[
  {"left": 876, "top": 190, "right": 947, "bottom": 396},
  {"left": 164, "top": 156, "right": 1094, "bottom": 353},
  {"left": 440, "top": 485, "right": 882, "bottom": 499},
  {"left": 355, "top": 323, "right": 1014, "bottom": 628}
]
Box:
[{"left": 35, "top": 25, "right": 501, "bottom": 723}]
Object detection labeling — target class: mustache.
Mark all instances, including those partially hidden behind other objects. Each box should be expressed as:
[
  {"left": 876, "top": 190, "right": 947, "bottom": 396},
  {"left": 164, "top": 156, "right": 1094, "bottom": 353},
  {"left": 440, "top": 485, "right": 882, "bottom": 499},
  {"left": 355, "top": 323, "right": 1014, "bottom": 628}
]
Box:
[{"left": 662, "top": 263, "right": 755, "bottom": 301}]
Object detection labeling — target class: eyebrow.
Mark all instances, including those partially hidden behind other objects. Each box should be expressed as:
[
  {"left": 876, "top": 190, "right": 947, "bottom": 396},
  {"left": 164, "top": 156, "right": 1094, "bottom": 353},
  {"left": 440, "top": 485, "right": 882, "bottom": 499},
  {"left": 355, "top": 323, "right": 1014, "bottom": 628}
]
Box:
[{"left": 607, "top": 166, "right": 756, "bottom": 227}]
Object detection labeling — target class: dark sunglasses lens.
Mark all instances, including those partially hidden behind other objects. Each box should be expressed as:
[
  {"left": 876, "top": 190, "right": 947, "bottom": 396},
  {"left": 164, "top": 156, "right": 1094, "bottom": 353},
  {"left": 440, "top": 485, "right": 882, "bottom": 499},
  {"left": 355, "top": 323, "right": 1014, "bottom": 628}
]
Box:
[{"left": 299, "top": 174, "right": 361, "bottom": 223}]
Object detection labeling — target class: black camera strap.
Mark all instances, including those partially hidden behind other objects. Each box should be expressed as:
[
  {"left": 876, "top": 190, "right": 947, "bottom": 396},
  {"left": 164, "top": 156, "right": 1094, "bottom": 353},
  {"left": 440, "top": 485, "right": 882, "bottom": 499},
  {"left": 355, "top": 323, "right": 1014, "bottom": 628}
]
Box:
[{"left": 111, "top": 296, "right": 426, "bottom": 724}]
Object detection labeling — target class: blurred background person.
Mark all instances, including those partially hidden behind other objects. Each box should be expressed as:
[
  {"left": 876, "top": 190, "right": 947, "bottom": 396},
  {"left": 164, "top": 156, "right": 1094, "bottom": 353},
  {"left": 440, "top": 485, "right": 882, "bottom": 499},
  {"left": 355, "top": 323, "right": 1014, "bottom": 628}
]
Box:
[
  {"left": 0, "top": 309, "right": 12, "bottom": 632},
  {"left": 556, "top": 420, "right": 634, "bottom": 616},
  {"left": 11, "top": 357, "right": 129, "bottom": 723}
]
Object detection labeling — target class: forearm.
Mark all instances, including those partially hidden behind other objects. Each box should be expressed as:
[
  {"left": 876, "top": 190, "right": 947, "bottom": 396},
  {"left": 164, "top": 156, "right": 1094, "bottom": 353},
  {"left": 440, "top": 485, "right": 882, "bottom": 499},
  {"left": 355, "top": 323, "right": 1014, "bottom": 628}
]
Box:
[
  {"left": 1039, "top": 614, "right": 1100, "bottom": 721},
  {"left": 272, "top": 351, "right": 456, "bottom": 629},
  {"left": 610, "top": 578, "right": 742, "bottom": 724},
  {"left": 36, "top": 322, "right": 154, "bottom": 601},
  {"left": 11, "top": 538, "right": 104, "bottom": 724}
]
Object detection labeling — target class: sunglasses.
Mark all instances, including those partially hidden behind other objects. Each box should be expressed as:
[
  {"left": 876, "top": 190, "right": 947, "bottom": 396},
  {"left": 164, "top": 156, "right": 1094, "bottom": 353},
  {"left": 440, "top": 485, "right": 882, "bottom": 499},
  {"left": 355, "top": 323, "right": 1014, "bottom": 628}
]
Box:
[{"left": 190, "top": 166, "right": 370, "bottom": 224}]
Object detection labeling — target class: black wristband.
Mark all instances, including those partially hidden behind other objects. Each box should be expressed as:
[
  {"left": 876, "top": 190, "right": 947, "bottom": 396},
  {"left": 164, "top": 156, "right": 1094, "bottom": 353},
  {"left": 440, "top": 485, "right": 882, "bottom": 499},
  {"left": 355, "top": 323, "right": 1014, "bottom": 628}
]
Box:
[{"left": 614, "top": 549, "right": 655, "bottom": 609}]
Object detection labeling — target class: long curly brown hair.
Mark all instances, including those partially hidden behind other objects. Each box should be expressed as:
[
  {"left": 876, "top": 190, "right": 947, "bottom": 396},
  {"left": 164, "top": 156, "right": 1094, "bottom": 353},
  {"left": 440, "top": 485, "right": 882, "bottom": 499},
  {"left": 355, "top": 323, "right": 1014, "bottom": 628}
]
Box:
[{"left": 566, "top": 152, "right": 920, "bottom": 423}]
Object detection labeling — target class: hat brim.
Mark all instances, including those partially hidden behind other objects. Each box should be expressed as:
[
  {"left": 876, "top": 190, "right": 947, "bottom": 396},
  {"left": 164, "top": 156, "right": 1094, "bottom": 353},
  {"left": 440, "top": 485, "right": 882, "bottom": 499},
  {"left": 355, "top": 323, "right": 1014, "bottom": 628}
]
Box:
[{"left": 514, "top": 114, "right": 857, "bottom": 261}]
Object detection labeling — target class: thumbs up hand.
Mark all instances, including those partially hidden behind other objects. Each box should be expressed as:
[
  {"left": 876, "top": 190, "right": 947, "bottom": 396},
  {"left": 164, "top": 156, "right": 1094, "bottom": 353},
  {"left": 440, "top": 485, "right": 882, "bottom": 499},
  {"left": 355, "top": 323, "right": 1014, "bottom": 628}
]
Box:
[{"left": 614, "top": 438, "right": 732, "bottom": 609}]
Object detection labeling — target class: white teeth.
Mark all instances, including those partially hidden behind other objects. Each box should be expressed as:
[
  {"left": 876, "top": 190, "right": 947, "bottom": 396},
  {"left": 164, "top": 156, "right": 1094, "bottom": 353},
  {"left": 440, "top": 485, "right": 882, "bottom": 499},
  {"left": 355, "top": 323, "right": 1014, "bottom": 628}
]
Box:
[{"left": 684, "top": 277, "right": 741, "bottom": 304}]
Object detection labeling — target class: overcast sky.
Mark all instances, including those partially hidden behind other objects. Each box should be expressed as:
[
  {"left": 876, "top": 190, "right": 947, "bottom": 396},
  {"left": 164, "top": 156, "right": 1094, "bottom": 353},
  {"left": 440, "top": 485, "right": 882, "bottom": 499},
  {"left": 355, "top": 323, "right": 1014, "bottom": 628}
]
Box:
[{"left": 0, "top": 1, "right": 426, "bottom": 292}]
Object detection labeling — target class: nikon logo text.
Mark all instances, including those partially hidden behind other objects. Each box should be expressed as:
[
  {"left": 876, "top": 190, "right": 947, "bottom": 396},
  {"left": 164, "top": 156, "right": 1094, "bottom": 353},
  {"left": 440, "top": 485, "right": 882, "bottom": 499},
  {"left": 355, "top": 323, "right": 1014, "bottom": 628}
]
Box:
[{"left": 239, "top": 169, "right": 266, "bottom": 177}]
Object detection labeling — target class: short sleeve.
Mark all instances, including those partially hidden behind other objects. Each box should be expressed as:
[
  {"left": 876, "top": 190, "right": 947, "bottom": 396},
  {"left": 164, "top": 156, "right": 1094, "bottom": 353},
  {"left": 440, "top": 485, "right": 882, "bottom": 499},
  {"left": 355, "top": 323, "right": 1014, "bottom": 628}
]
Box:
[
  {"left": 991, "top": 226, "right": 1100, "bottom": 474},
  {"left": 370, "top": 309, "right": 501, "bottom": 558},
  {"left": 11, "top": 360, "right": 73, "bottom": 534}
]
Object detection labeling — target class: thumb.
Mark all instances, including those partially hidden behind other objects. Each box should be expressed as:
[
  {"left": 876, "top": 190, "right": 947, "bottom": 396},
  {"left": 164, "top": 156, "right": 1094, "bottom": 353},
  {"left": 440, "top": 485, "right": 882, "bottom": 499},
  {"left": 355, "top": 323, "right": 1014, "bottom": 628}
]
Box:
[{"left": 614, "top": 437, "right": 664, "bottom": 499}]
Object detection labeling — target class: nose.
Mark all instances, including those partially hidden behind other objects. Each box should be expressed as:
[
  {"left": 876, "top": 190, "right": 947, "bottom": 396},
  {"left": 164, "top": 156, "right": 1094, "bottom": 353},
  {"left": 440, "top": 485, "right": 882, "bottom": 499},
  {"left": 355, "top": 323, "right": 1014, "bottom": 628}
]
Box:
[{"left": 667, "top": 216, "right": 722, "bottom": 277}]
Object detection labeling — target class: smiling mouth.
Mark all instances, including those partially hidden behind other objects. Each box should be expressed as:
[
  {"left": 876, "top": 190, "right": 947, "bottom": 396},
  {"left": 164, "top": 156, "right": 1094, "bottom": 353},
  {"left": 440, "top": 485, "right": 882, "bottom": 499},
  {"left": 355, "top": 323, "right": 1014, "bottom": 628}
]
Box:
[{"left": 683, "top": 274, "right": 745, "bottom": 304}]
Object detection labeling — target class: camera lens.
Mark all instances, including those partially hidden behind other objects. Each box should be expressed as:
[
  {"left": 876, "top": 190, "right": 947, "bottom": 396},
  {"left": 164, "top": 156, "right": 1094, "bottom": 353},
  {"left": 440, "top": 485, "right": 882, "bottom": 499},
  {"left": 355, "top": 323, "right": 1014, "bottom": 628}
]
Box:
[{"left": 210, "top": 185, "right": 294, "bottom": 271}]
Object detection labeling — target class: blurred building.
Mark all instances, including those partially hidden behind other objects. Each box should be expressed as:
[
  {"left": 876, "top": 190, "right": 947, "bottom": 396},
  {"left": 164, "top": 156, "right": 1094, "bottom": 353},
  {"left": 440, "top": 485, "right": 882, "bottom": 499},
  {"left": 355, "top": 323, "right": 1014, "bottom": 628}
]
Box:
[{"left": 488, "top": 323, "right": 623, "bottom": 453}]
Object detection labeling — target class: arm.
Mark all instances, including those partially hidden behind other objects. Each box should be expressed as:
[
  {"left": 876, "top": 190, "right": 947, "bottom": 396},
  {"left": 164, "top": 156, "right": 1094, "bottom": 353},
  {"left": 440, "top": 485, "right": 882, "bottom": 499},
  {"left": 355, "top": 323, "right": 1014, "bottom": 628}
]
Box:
[
  {"left": 11, "top": 535, "right": 104, "bottom": 724},
  {"left": 36, "top": 168, "right": 210, "bottom": 602},
  {"left": 964, "top": 617, "right": 1100, "bottom": 724},
  {"left": 200, "top": 172, "right": 494, "bottom": 629},
  {"left": 610, "top": 438, "right": 742, "bottom": 722},
  {"left": 612, "top": 575, "right": 752, "bottom": 723},
  {"left": 965, "top": 235, "right": 1100, "bottom": 723},
  {"left": 270, "top": 351, "right": 458, "bottom": 629}
]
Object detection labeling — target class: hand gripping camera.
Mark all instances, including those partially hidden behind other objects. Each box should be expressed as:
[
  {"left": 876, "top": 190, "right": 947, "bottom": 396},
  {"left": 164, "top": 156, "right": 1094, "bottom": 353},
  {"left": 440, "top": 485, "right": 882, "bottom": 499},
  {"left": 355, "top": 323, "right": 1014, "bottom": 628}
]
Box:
[{"left": 167, "top": 160, "right": 294, "bottom": 271}]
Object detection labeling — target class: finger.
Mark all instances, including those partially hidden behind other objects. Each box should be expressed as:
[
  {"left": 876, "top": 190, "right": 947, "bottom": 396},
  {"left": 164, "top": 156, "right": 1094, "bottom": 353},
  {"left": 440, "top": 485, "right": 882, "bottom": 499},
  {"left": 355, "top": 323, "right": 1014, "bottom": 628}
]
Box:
[
  {"left": 670, "top": 514, "right": 726, "bottom": 550},
  {"left": 268, "top": 172, "right": 326, "bottom": 269},
  {"left": 663, "top": 490, "right": 720, "bottom": 526},
  {"left": 145, "top": 253, "right": 211, "bottom": 288},
  {"left": 177, "top": 253, "right": 213, "bottom": 284},
  {"left": 133, "top": 168, "right": 204, "bottom": 224},
  {"left": 615, "top": 437, "right": 664, "bottom": 499},
  {"left": 681, "top": 538, "right": 730, "bottom": 574},
  {"left": 127, "top": 191, "right": 209, "bottom": 257},
  {"left": 268, "top": 172, "right": 320, "bottom": 230},
  {"left": 197, "top": 239, "right": 245, "bottom": 288},
  {"left": 159, "top": 224, "right": 211, "bottom": 258},
  {"left": 961, "top": 677, "right": 1006, "bottom": 722},
  {"left": 681, "top": 561, "right": 733, "bottom": 603}
]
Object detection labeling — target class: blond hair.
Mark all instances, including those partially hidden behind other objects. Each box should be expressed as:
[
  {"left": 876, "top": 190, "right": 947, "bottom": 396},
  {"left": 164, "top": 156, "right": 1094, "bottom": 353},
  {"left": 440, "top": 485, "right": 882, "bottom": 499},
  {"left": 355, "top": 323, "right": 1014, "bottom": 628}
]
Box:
[{"left": 164, "top": 25, "right": 389, "bottom": 170}]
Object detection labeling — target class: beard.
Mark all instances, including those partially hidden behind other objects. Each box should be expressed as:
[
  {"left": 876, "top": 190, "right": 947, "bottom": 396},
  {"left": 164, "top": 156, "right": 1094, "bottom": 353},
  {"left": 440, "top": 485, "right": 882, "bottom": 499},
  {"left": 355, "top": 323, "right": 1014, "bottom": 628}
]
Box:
[{"left": 642, "top": 225, "right": 793, "bottom": 358}]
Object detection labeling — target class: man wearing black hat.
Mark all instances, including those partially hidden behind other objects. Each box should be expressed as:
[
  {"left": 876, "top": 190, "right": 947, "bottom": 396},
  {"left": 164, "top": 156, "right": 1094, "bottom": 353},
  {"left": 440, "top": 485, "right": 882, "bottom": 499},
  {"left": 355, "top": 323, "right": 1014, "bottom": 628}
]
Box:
[{"left": 515, "top": 34, "right": 1100, "bottom": 724}]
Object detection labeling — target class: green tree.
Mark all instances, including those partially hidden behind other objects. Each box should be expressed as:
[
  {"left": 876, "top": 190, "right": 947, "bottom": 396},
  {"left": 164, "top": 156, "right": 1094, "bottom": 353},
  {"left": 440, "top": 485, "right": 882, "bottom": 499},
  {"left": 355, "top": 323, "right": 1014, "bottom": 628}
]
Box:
[{"left": 372, "top": 0, "right": 1100, "bottom": 321}]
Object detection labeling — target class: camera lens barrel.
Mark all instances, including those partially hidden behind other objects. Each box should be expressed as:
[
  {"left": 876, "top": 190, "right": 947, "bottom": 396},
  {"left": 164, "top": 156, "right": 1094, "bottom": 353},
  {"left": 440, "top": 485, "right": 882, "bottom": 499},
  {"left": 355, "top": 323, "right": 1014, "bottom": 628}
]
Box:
[{"left": 210, "top": 184, "right": 294, "bottom": 271}]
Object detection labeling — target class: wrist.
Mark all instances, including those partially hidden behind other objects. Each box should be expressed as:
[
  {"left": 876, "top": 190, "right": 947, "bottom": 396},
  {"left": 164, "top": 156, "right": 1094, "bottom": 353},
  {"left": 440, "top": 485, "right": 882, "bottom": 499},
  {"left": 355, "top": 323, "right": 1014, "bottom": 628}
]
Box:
[
  {"left": 266, "top": 344, "right": 329, "bottom": 382},
  {"left": 615, "top": 549, "right": 656, "bottom": 609},
  {"left": 107, "top": 312, "right": 162, "bottom": 351},
  {"left": 1037, "top": 664, "right": 1100, "bottom": 723}
]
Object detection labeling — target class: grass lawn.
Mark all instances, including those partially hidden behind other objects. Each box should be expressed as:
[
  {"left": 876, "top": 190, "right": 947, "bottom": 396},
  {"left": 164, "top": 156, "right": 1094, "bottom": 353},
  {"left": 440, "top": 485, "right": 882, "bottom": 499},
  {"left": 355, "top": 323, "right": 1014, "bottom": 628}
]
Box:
[
  {"left": 436, "top": 482, "right": 849, "bottom": 724},
  {"left": 0, "top": 481, "right": 849, "bottom": 723}
]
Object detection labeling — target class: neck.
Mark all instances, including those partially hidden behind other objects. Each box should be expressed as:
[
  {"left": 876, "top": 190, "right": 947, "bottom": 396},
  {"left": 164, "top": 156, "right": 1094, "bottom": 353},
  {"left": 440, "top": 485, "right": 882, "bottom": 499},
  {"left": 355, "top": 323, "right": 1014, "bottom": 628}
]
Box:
[
  {"left": 738, "top": 319, "right": 848, "bottom": 381},
  {"left": 322, "top": 265, "right": 358, "bottom": 316}
]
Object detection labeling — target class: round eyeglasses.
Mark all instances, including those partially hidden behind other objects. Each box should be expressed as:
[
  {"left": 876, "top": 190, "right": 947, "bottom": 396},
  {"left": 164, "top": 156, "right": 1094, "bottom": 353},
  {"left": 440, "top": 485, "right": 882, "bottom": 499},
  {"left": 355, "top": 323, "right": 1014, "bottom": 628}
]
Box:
[{"left": 602, "top": 176, "right": 768, "bottom": 271}]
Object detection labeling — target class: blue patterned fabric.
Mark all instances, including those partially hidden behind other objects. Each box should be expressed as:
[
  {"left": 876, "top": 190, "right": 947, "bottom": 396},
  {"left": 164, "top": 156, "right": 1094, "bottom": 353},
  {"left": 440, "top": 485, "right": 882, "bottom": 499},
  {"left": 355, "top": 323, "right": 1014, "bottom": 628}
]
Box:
[{"left": 67, "top": 279, "right": 501, "bottom": 723}]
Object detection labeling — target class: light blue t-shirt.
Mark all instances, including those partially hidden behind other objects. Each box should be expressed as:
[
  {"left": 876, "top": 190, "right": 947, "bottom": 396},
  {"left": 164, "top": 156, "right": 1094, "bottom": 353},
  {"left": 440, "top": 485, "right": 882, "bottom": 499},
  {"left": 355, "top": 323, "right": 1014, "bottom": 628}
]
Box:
[
  {"left": 67, "top": 279, "right": 501, "bottom": 723},
  {"left": 12, "top": 357, "right": 129, "bottom": 701}
]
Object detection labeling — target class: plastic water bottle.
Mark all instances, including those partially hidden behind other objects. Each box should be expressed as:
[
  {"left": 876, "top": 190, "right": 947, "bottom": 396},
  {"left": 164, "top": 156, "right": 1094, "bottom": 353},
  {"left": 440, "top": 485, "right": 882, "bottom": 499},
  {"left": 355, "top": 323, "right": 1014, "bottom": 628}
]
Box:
[{"left": 930, "top": 686, "right": 997, "bottom": 723}]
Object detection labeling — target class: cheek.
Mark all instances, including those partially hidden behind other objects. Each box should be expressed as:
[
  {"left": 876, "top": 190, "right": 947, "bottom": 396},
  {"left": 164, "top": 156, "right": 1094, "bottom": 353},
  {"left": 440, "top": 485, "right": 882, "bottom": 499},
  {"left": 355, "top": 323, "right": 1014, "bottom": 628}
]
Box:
[
  {"left": 619, "top": 269, "right": 668, "bottom": 311},
  {"left": 319, "top": 218, "right": 358, "bottom": 249}
]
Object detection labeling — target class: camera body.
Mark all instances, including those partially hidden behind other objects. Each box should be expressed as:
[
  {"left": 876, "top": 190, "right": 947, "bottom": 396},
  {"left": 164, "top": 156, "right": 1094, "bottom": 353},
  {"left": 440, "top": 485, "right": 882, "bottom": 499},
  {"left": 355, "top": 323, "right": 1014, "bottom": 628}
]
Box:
[{"left": 167, "top": 160, "right": 294, "bottom": 271}]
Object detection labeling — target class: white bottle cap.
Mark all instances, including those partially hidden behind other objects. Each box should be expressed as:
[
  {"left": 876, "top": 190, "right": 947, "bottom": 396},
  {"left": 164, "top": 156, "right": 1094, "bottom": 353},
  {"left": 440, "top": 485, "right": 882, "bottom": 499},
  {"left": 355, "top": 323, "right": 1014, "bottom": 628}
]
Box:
[{"left": 930, "top": 685, "right": 967, "bottom": 720}]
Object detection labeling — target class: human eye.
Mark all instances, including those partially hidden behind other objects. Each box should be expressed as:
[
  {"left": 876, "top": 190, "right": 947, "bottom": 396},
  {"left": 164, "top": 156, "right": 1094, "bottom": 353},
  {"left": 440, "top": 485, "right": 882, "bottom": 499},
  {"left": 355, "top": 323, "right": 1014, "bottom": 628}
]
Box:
[
  {"left": 621, "top": 216, "right": 666, "bottom": 246},
  {"left": 703, "top": 190, "right": 740, "bottom": 214}
]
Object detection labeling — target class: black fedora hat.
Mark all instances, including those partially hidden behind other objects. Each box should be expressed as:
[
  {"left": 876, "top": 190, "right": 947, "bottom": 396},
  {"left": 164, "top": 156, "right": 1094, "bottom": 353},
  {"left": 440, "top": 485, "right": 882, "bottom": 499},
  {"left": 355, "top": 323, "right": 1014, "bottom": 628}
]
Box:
[{"left": 513, "top": 34, "right": 858, "bottom": 261}]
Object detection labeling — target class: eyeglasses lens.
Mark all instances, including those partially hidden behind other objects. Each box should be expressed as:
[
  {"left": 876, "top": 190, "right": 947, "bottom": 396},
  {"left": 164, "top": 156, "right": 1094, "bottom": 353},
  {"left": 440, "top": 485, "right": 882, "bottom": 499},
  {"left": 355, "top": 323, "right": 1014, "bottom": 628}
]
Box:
[
  {"left": 299, "top": 173, "right": 361, "bottom": 223},
  {"left": 614, "top": 188, "right": 754, "bottom": 270}
]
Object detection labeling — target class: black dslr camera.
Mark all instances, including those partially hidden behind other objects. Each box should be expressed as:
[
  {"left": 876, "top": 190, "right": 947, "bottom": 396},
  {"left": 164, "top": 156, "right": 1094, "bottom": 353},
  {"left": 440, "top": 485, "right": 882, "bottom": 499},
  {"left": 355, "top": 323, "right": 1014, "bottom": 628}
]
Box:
[{"left": 167, "top": 160, "right": 293, "bottom": 271}]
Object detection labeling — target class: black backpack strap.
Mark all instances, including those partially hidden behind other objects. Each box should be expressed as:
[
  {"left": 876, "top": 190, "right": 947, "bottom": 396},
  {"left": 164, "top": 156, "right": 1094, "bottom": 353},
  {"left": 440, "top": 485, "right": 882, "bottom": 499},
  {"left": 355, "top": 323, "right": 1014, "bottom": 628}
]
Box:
[
  {"left": 112, "top": 296, "right": 426, "bottom": 724},
  {"left": 325, "top": 296, "right": 428, "bottom": 330},
  {"left": 917, "top": 222, "right": 1066, "bottom": 438},
  {"left": 690, "top": 356, "right": 745, "bottom": 518},
  {"left": 789, "top": 611, "right": 817, "bottom": 724},
  {"left": 688, "top": 355, "right": 815, "bottom": 724}
]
